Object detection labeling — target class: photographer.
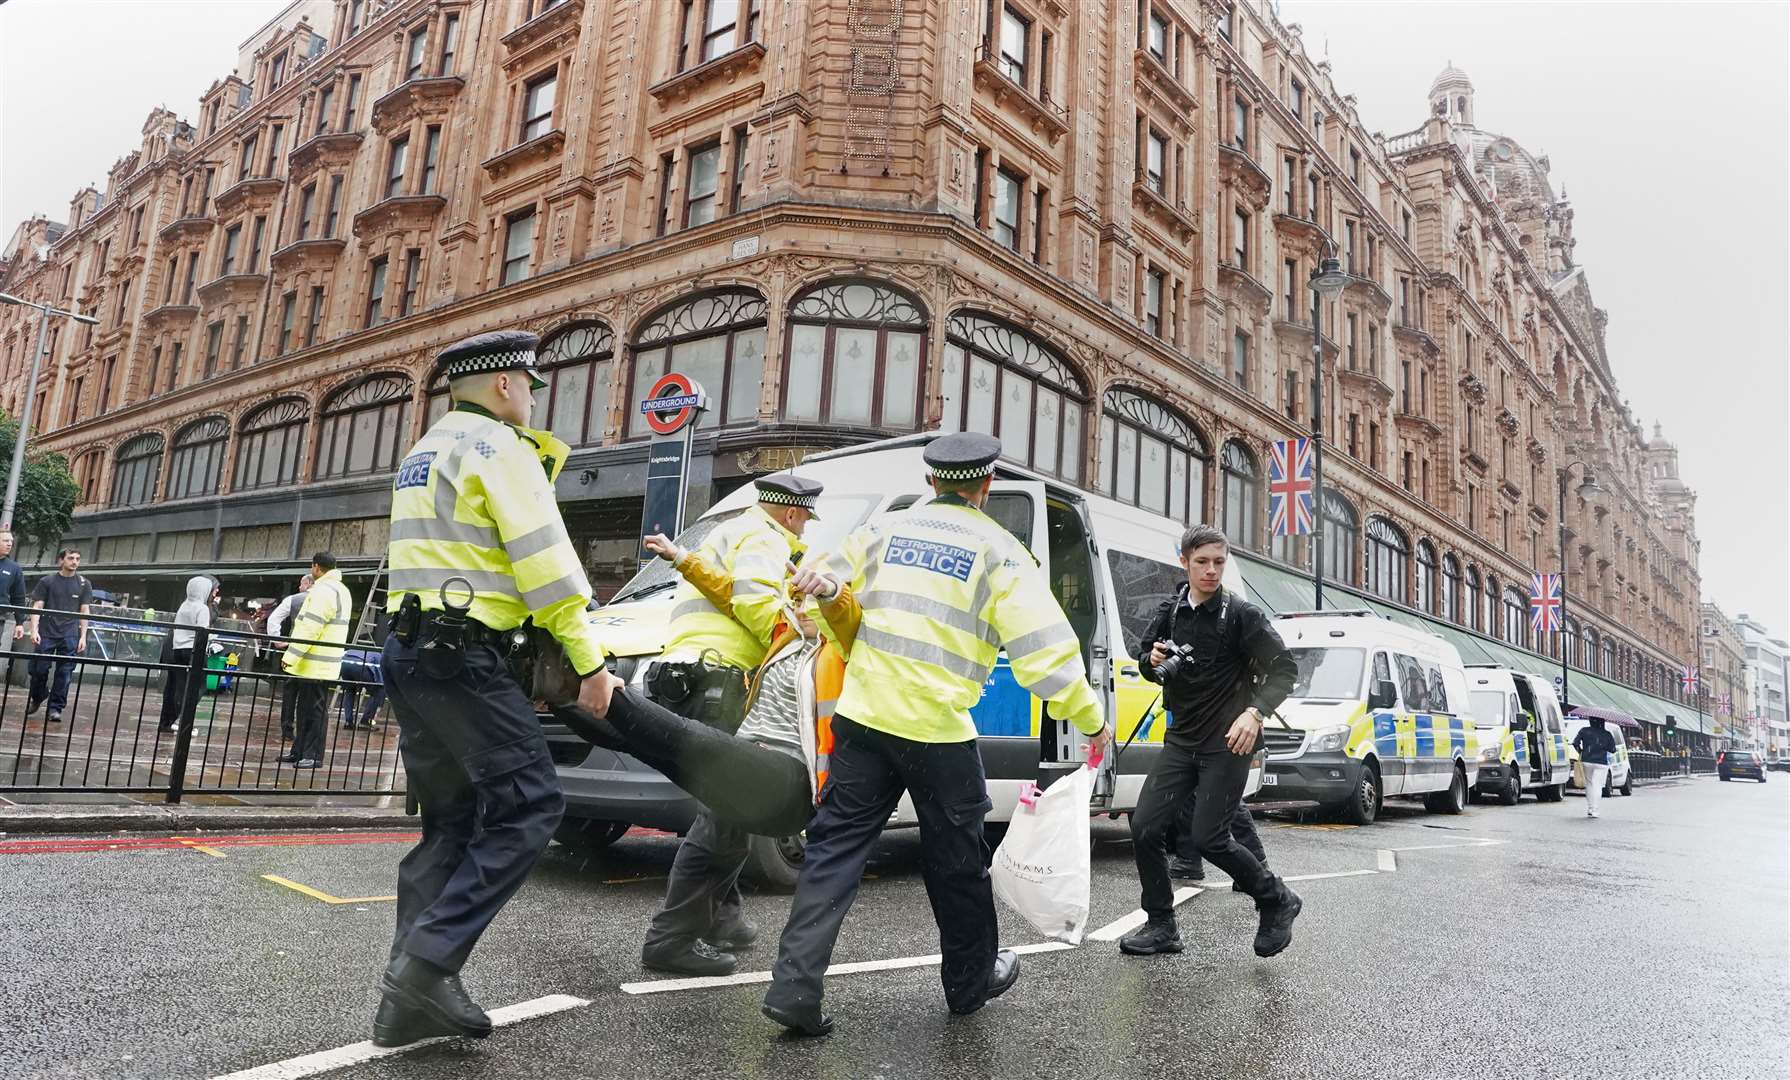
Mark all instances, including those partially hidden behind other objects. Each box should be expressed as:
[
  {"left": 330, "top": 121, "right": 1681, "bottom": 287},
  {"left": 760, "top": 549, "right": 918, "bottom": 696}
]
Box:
[{"left": 1121, "top": 524, "right": 1302, "bottom": 960}]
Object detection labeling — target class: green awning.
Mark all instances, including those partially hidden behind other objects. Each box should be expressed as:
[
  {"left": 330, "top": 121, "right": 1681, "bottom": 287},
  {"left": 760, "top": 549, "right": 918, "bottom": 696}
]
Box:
[{"left": 1234, "top": 554, "right": 1321, "bottom": 615}]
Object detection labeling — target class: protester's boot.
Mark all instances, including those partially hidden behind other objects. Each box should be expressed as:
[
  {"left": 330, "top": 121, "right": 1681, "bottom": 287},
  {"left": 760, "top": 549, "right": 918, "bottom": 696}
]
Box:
[
  {"left": 1252, "top": 879, "right": 1304, "bottom": 958},
  {"left": 379, "top": 953, "right": 493, "bottom": 1039},
  {"left": 707, "top": 914, "right": 759, "bottom": 951},
  {"left": 1119, "top": 917, "right": 1184, "bottom": 956},
  {"left": 641, "top": 938, "right": 737, "bottom": 977}
]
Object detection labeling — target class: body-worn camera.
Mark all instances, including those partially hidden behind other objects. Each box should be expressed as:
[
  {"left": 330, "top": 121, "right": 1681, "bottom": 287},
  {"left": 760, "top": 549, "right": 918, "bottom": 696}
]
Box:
[{"left": 1153, "top": 642, "right": 1199, "bottom": 683}]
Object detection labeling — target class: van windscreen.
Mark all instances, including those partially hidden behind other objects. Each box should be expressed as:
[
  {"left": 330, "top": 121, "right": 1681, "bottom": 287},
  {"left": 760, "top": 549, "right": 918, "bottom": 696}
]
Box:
[
  {"left": 1287, "top": 647, "right": 1364, "bottom": 700},
  {"left": 1470, "top": 691, "right": 1506, "bottom": 727}
]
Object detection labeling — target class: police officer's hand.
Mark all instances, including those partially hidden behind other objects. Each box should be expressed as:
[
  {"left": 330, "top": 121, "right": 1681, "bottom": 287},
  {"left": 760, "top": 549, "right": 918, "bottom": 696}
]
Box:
[
  {"left": 1086, "top": 722, "right": 1113, "bottom": 762},
  {"left": 643, "top": 533, "right": 684, "bottom": 563},
  {"left": 1225, "top": 707, "right": 1263, "bottom": 755},
  {"left": 10, "top": 624, "right": 21, "bottom": 641},
  {"left": 789, "top": 563, "right": 840, "bottom": 602},
  {"left": 1149, "top": 640, "right": 1170, "bottom": 667},
  {"left": 579, "top": 668, "right": 625, "bottom": 719}
]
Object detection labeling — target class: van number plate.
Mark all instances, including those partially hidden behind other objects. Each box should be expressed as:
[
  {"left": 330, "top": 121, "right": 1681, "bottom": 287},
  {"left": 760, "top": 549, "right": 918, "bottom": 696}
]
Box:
[{"left": 1260, "top": 773, "right": 1278, "bottom": 786}]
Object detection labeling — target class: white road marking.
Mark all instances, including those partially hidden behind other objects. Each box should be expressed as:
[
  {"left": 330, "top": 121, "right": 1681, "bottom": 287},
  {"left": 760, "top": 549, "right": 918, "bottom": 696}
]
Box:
[
  {"left": 1085, "top": 885, "right": 1202, "bottom": 942},
  {"left": 1385, "top": 838, "right": 1505, "bottom": 852},
  {"left": 208, "top": 994, "right": 589, "bottom": 1080},
  {"left": 619, "top": 941, "right": 1076, "bottom": 996},
  {"left": 1282, "top": 868, "right": 1379, "bottom": 883},
  {"left": 1377, "top": 848, "right": 1398, "bottom": 872}
]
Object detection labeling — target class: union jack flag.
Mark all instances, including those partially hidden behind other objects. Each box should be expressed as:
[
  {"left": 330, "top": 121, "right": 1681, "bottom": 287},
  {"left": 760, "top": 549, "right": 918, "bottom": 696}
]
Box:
[
  {"left": 1267, "top": 437, "right": 1316, "bottom": 538},
  {"left": 1528, "top": 573, "right": 1562, "bottom": 635},
  {"left": 1719, "top": 692, "right": 1733, "bottom": 713},
  {"left": 1681, "top": 666, "right": 1699, "bottom": 694}
]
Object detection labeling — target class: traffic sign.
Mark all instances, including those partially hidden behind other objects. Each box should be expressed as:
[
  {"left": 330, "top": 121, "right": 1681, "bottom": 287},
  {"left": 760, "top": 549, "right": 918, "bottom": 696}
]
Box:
[{"left": 639, "top": 372, "right": 708, "bottom": 435}]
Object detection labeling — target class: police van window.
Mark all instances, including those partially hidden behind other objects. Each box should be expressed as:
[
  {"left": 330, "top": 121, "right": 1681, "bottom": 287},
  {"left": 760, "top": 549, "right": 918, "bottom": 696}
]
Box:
[
  {"left": 1371, "top": 652, "right": 1393, "bottom": 699},
  {"left": 980, "top": 491, "right": 1034, "bottom": 549},
  {"left": 1469, "top": 690, "right": 1505, "bottom": 727},
  {"left": 1394, "top": 653, "right": 1430, "bottom": 710},
  {"left": 1287, "top": 647, "right": 1364, "bottom": 700},
  {"left": 1424, "top": 661, "right": 1450, "bottom": 713},
  {"left": 1104, "top": 549, "right": 1182, "bottom": 657}
]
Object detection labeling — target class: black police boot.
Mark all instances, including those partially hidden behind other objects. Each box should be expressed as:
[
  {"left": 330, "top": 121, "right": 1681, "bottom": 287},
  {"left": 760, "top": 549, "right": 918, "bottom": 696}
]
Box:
[
  {"left": 762, "top": 1001, "right": 834, "bottom": 1038},
  {"left": 1253, "top": 881, "right": 1304, "bottom": 958},
  {"left": 641, "top": 939, "right": 737, "bottom": 977},
  {"left": 707, "top": 914, "right": 759, "bottom": 951},
  {"left": 1119, "top": 917, "right": 1184, "bottom": 956},
  {"left": 1166, "top": 856, "right": 1206, "bottom": 881},
  {"left": 380, "top": 953, "right": 493, "bottom": 1039},
  {"left": 370, "top": 996, "right": 461, "bottom": 1048}
]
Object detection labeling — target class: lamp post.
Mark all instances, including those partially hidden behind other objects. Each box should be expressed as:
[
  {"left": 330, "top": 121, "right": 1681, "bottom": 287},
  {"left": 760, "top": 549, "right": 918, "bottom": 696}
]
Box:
[
  {"left": 0, "top": 292, "right": 98, "bottom": 534},
  {"left": 1307, "top": 253, "right": 1349, "bottom": 611},
  {"left": 1554, "top": 460, "right": 1601, "bottom": 710}
]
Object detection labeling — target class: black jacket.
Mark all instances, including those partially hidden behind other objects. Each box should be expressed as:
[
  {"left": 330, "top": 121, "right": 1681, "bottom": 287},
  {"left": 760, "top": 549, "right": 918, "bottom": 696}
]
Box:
[
  {"left": 1573, "top": 724, "right": 1617, "bottom": 765},
  {"left": 1135, "top": 586, "right": 1297, "bottom": 753}
]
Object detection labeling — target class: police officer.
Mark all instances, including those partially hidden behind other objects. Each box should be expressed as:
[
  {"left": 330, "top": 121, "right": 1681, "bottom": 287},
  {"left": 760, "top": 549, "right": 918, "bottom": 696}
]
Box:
[
  {"left": 762, "top": 432, "right": 1112, "bottom": 1036},
  {"left": 637, "top": 472, "right": 822, "bottom": 976},
  {"left": 373, "top": 330, "right": 618, "bottom": 1048}
]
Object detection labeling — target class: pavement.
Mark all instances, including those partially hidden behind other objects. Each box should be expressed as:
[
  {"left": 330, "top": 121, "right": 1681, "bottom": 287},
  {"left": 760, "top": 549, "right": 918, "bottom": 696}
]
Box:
[{"left": 0, "top": 774, "right": 1784, "bottom": 1080}]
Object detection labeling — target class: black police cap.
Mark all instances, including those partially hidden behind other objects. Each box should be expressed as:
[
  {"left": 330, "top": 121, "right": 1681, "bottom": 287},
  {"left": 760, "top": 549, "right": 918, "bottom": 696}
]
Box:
[
  {"left": 923, "top": 432, "right": 1002, "bottom": 481},
  {"left": 430, "top": 330, "right": 548, "bottom": 390},
  {"left": 757, "top": 471, "right": 823, "bottom": 518}
]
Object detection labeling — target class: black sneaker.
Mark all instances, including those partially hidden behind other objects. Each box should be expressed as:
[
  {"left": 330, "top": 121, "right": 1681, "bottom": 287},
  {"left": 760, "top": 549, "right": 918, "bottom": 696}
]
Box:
[
  {"left": 707, "top": 915, "right": 759, "bottom": 951},
  {"left": 1167, "top": 856, "right": 1206, "bottom": 881},
  {"left": 1253, "top": 884, "right": 1304, "bottom": 958},
  {"left": 1119, "top": 917, "right": 1184, "bottom": 956},
  {"left": 379, "top": 954, "right": 492, "bottom": 1038},
  {"left": 762, "top": 1001, "right": 834, "bottom": 1038},
  {"left": 641, "top": 939, "right": 737, "bottom": 977},
  {"left": 25, "top": 695, "right": 43, "bottom": 716}
]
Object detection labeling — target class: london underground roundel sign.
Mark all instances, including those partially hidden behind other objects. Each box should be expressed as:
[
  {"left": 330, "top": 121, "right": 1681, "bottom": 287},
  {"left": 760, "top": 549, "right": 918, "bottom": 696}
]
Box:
[{"left": 639, "top": 372, "right": 708, "bottom": 435}]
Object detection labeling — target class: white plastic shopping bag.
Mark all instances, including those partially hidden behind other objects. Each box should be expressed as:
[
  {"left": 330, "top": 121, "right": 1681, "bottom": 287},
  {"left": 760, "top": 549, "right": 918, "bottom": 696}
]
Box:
[{"left": 991, "top": 763, "right": 1094, "bottom": 945}]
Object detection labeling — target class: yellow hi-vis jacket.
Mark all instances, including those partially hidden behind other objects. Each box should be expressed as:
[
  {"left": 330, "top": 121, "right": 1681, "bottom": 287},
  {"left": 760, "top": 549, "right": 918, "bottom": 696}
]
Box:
[
  {"left": 661, "top": 504, "right": 800, "bottom": 670},
  {"left": 386, "top": 404, "right": 605, "bottom": 676},
  {"left": 814, "top": 496, "right": 1103, "bottom": 744},
  {"left": 282, "top": 569, "right": 352, "bottom": 681}
]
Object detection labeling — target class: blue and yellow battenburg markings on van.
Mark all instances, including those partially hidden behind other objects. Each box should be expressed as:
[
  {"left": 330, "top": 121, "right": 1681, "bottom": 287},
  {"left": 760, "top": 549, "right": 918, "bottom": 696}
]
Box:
[{"left": 1337, "top": 704, "right": 1477, "bottom": 765}]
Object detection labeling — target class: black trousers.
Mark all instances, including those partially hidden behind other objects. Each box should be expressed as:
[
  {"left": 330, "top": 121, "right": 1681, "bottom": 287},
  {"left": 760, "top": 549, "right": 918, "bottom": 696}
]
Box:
[
  {"left": 278, "top": 678, "right": 300, "bottom": 739},
  {"left": 159, "top": 648, "right": 193, "bottom": 730},
  {"left": 1171, "top": 798, "right": 1267, "bottom": 873},
  {"left": 381, "top": 637, "right": 564, "bottom": 973},
  {"left": 291, "top": 680, "right": 329, "bottom": 763},
  {"left": 766, "top": 715, "right": 997, "bottom": 1016},
  {"left": 1131, "top": 740, "right": 1277, "bottom": 919}
]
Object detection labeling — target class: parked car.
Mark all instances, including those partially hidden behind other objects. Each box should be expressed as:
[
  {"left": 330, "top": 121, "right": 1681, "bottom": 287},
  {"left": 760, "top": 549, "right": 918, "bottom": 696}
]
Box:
[{"left": 1717, "top": 749, "right": 1767, "bottom": 783}]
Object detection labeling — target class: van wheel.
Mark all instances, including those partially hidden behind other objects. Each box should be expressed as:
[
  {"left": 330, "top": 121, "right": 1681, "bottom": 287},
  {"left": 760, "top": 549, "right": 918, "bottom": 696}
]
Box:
[
  {"left": 1620, "top": 774, "right": 1633, "bottom": 796},
  {"left": 1424, "top": 766, "right": 1467, "bottom": 814},
  {"left": 1336, "top": 762, "right": 1381, "bottom": 826},
  {"left": 743, "top": 832, "right": 806, "bottom": 893},
  {"left": 1539, "top": 784, "right": 1564, "bottom": 803},
  {"left": 553, "top": 818, "right": 629, "bottom": 854},
  {"left": 1603, "top": 772, "right": 1614, "bottom": 800},
  {"left": 1498, "top": 771, "right": 1521, "bottom": 806}
]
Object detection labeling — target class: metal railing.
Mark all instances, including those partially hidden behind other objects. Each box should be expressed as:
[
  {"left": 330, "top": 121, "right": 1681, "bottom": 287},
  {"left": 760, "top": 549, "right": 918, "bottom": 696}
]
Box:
[{"left": 0, "top": 604, "right": 402, "bottom": 801}]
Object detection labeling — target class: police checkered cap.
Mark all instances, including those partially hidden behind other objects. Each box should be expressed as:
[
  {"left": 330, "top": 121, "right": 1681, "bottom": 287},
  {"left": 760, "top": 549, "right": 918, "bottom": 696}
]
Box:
[
  {"left": 756, "top": 471, "right": 823, "bottom": 517},
  {"left": 923, "top": 432, "right": 1001, "bottom": 481},
  {"left": 758, "top": 488, "right": 818, "bottom": 509},
  {"left": 431, "top": 329, "right": 546, "bottom": 389}
]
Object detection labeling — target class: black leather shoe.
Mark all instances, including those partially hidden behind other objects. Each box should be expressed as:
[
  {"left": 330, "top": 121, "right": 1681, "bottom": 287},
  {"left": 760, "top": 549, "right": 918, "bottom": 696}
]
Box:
[
  {"left": 370, "top": 995, "right": 460, "bottom": 1048},
  {"left": 1119, "top": 917, "right": 1184, "bottom": 956},
  {"left": 276, "top": 754, "right": 299, "bottom": 764},
  {"left": 1253, "top": 884, "right": 1303, "bottom": 958},
  {"left": 380, "top": 954, "right": 492, "bottom": 1038},
  {"left": 707, "top": 916, "right": 759, "bottom": 951},
  {"left": 949, "top": 948, "right": 1021, "bottom": 1016},
  {"left": 25, "top": 695, "right": 42, "bottom": 716},
  {"left": 641, "top": 939, "right": 737, "bottom": 976},
  {"left": 762, "top": 1001, "right": 834, "bottom": 1037},
  {"left": 1166, "top": 856, "right": 1206, "bottom": 881}
]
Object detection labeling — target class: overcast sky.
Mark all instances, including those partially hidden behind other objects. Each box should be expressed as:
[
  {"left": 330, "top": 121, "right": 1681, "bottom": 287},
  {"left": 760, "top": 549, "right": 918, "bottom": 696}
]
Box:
[{"left": 3, "top": 0, "right": 1786, "bottom": 637}]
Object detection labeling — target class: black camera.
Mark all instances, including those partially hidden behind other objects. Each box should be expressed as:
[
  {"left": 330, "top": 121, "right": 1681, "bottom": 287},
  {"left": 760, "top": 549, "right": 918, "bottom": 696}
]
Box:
[{"left": 1153, "top": 642, "right": 1198, "bottom": 683}]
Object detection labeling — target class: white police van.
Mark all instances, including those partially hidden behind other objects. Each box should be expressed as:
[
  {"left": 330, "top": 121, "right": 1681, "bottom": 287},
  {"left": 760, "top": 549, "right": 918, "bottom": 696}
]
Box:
[
  {"left": 1465, "top": 664, "right": 1572, "bottom": 804},
  {"left": 546, "top": 433, "right": 1263, "bottom": 888},
  {"left": 1255, "top": 612, "right": 1478, "bottom": 824}
]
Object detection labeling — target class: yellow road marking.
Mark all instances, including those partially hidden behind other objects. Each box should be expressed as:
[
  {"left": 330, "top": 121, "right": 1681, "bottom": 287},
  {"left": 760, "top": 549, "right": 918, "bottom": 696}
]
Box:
[
  {"left": 175, "top": 838, "right": 229, "bottom": 858},
  {"left": 262, "top": 874, "right": 397, "bottom": 905},
  {"left": 600, "top": 875, "right": 665, "bottom": 885}
]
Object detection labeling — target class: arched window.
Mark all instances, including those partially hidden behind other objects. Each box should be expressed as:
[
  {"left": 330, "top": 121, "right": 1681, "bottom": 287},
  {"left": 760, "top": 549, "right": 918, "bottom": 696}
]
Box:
[
  {"left": 1584, "top": 626, "right": 1601, "bottom": 673},
  {"left": 1415, "top": 541, "right": 1438, "bottom": 614},
  {"left": 1441, "top": 553, "right": 1461, "bottom": 623},
  {"left": 1101, "top": 388, "right": 1207, "bottom": 522},
  {"left": 1602, "top": 637, "right": 1615, "bottom": 678},
  {"left": 73, "top": 451, "right": 103, "bottom": 506},
  {"left": 784, "top": 281, "right": 926, "bottom": 430},
  {"left": 314, "top": 372, "right": 413, "bottom": 480},
  {"left": 110, "top": 433, "right": 164, "bottom": 507},
  {"left": 941, "top": 312, "right": 1085, "bottom": 481},
  {"left": 234, "top": 397, "right": 309, "bottom": 491},
  {"left": 519, "top": 321, "right": 616, "bottom": 447},
  {"left": 1365, "top": 516, "right": 1410, "bottom": 603},
  {"left": 166, "top": 416, "right": 228, "bottom": 500},
  {"left": 1503, "top": 586, "right": 1528, "bottom": 647},
  {"left": 1220, "top": 441, "right": 1259, "bottom": 549},
  {"left": 1321, "top": 490, "right": 1359, "bottom": 586},
  {"left": 1484, "top": 574, "right": 1499, "bottom": 636},
  {"left": 628, "top": 290, "right": 767, "bottom": 437},
  {"left": 1465, "top": 565, "right": 1482, "bottom": 631}
]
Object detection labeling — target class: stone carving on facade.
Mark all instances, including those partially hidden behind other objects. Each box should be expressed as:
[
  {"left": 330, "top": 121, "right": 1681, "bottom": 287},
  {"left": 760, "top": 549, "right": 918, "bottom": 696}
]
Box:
[{"left": 1457, "top": 370, "right": 1488, "bottom": 404}]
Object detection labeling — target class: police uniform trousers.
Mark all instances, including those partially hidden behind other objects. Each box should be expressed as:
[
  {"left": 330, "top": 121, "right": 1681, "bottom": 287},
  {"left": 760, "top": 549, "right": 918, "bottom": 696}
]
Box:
[
  {"left": 380, "top": 635, "right": 564, "bottom": 974},
  {"left": 765, "top": 715, "right": 998, "bottom": 1016},
  {"left": 1169, "top": 797, "right": 1267, "bottom": 876},
  {"left": 641, "top": 682, "right": 752, "bottom": 957},
  {"left": 1131, "top": 740, "right": 1277, "bottom": 920}
]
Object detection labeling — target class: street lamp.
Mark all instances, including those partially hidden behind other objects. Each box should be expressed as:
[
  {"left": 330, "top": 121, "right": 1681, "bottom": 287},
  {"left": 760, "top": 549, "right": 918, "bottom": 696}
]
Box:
[
  {"left": 1555, "top": 460, "right": 1601, "bottom": 709},
  {"left": 1308, "top": 253, "right": 1349, "bottom": 610},
  {"left": 0, "top": 292, "right": 98, "bottom": 534}
]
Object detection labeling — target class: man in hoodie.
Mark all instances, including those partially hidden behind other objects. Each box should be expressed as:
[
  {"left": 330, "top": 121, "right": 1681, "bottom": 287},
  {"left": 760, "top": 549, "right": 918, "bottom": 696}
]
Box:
[{"left": 160, "top": 576, "right": 214, "bottom": 733}]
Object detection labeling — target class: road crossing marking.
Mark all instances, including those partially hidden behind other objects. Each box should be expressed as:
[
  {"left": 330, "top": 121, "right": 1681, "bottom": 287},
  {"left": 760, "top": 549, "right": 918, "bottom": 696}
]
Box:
[
  {"left": 1377, "top": 848, "right": 1398, "bottom": 872},
  {"left": 208, "top": 994, "right": 590, "bottom": 1080},
  {"left": 1085, "top": 885, "right": 1203, "bottom": 942},
  {"left": 261, "top": 874, "right": 397, "bottom": 906},
  {"left": 618, "top": 940, "right": 1077, "bottom": 996}
]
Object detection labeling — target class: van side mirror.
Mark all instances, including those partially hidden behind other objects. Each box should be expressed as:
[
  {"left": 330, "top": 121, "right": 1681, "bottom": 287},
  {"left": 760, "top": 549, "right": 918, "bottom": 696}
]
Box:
[
  {"left": 1510, "top": 714, "right": 1530, "bottom": 732},
  {"left": 1367, "top": 680, "right": 1398, "bottom": 710}
]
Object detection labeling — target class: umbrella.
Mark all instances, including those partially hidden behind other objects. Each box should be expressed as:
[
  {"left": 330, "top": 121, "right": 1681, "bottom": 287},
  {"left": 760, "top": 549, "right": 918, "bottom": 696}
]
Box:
[{"left": 1569, "top": 705, "right": 1641, "bottom": 731}]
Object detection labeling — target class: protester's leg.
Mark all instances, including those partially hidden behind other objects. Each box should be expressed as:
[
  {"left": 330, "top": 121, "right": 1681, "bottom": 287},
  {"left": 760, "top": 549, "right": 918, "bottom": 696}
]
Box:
[
  {"left": 47, "top": 636, "right": 77, "bottom": 713},
  {"left": 894, "top": 735, "right": 999, "bottom": 1013},
  {"left": 765, "top": 717, "right": 904, "bottom": 1018},
  {"left": 1231, "top": 801, "right": 1267, "bottom": 866},
  {"left": 1129, "top": 741, "right": 1204, "bottom": 919},
  {"left": 643, "top": 810, "right": 752, "bottom": 959}
]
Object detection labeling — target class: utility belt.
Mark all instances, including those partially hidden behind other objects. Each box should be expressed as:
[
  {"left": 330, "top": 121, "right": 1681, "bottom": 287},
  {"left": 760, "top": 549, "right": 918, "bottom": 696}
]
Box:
[
  {"left": 645, "top": 656, "right": 749, "bottom": 735},
  {"left": 390, "top": 589, "right": 580, "bottom": 705}
]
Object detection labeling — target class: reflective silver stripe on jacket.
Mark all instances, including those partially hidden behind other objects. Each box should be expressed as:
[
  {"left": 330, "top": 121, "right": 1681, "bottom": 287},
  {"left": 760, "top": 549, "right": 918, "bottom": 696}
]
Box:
[
  {"left": 387, "top": 567, "right": 522, "bottom": 600},
  {"left": 506, "top": 520, "right": 572, "bottom": 563},
  {"left": 390, "top": 514, "right": 501, "bottom": 549},
  {"left": 1003, "top": 622, "right": 1077, "bottom": 661},
  {"left": 521, "top": 573, "right": 589, "bottom": 610},
  {"left": 856, "top": 626, "right": 989, "bottom": 684},
  {"left": 856, "top": 589, "right": 996, "bottom": 645},
  {"left": 670, "top": 596, "right": 724, "bottom": 622},
  {"left": 731, "top": 578, "right": 778, "bottom": 599},
  {"left": 1027, "top": 658, "right": 1088, "bottom": 700}
]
